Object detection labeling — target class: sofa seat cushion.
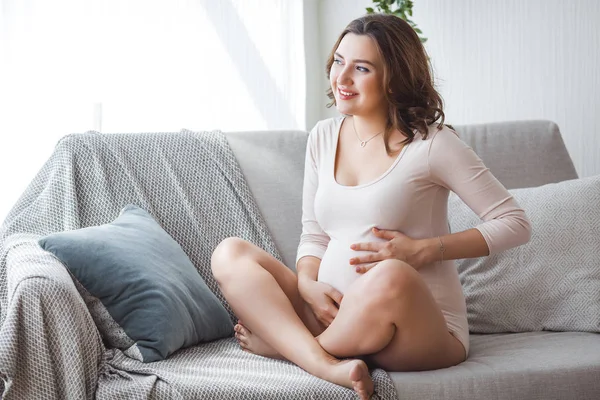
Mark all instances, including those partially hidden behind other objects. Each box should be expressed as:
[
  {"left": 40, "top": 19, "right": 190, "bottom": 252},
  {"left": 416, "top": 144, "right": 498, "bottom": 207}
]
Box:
[
  {"left": 97, "top": 337, "right": 397, "bottom": 399},
  {"left": 389, "top": 332, "right": 600, "bottom": 400}
]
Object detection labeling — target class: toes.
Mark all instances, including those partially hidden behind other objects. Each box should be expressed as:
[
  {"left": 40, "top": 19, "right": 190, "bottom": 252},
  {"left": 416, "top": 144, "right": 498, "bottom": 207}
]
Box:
[
  {"left": 352, "top": 386, "right": 369, "bottom": 400},
  {"left": 353, "top": 383, "right": 366, "bottom": 396},
  {"left": 235, "top": 332, "right": 248, "bottom": 345},
  {"left": 234, "top": 332, "right": 246, "bottom": 344},
  {"left": 234, "top": 323, "right": 250, "bottom": 336},
  {"left": 349, "top": 361, "right": 373, "bottom": 400},
  {"left": 349, "top": 363, "right": 364, "bottom": 382}
]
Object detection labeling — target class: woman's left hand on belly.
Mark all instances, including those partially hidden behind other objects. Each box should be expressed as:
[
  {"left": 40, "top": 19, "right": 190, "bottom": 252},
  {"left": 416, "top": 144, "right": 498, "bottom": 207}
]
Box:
[{"left": 349, "top": 227, "right": 423, "bottom": 273}]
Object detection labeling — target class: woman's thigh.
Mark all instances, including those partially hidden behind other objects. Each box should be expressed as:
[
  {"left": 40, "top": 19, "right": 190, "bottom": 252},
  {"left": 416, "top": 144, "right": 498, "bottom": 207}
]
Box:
[
  {"left": 214, "top": 237, "right": 324, "bottom": 336},
  {"left": 349, "top": 261, "right": 467, "bottom": 371}
]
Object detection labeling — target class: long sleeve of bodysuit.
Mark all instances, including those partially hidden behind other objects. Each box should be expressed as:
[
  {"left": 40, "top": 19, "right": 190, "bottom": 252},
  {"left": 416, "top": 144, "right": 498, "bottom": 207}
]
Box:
[
  {"left": 427, "top": 128, "right": 532, "bottom": 255},
  {"left": 296, "top": 123, "right": 330, "bottom": 266}
]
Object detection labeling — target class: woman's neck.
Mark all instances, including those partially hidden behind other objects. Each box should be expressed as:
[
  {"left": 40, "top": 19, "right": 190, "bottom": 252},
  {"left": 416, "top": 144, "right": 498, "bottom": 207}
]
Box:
[{"left": 351, "top": 114, "right": 388, "bottom": 138}]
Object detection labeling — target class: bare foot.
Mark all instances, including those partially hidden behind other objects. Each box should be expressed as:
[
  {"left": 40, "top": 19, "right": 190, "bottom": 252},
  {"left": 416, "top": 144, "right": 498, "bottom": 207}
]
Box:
[
  {"left": 234, "top": 321, "right": 284, "bottom": 360},
  {"left": 235, "top": 322, "right": 374, "bottom": 398},
  {"left": 320, "top": 358, "right": 374, "bottom": 399},
  {"left": 349, "top": 360, "right": 374, "bottom": 400}
]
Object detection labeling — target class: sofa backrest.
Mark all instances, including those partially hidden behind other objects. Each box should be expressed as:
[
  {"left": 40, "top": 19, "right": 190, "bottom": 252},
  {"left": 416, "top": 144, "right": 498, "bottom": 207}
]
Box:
[
  {"left": 226, "top": 130, "right": 307, "bottom": 270},
  {"left": 452, "top": 120, "right": 578, "bottom": 189},
  {"left": 225, "top": 119, "right": 578, "bottom": 270}
]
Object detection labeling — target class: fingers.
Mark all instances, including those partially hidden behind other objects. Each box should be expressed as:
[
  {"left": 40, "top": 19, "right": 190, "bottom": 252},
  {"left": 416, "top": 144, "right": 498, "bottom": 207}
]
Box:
[
  {"left": 327, "top": 287, "right": 344, "bottom": 305},
  {"left": 373, "top": 227, "right": 405, "bottom": 239},
  {"left": 320, "top": 306, "right": 338, "bottom": 327},
  {"left": 349, "top": 252, "right": 380, "bottom": 265},
  {"left": 355, "top": 262, "right": 378, "bottom": 274},
  {"left": 317, "top": 294, "right": 341, "bottom": 327},
  {"left": 327, "top": 308, "right": 338, "bottom": 325},
  {"left": 372, "top": 227, "right": 394, "bottom": 239},
  {"left": 350, "top": 242, "right": 379, "bottom": 252},
  {"left": 317, "top": 312, "right": 333, "bottom": 328}
]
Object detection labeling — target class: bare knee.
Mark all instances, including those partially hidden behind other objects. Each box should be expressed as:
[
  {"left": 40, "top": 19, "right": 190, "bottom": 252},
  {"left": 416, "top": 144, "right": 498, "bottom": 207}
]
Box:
[
  {"left": 211, "top": 237, "right": 253, "bottom": 281},
  {"left": 353, "top": 260, "right": 420, "bottom": 303}
]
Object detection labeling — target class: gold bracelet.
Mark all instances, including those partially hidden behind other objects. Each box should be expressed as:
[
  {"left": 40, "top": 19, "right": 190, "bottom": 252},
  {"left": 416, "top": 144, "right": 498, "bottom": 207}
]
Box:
[{"left": 438, "top": 236, "right": 445, "bottom": 263}]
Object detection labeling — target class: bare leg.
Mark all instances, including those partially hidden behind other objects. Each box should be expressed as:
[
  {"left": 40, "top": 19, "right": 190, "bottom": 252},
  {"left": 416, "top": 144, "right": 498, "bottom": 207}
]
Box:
[
  {"left": 234, "top": 320, "right": 283, "bottom": 360},
  {"left": 315, "top": 260, "right": 466, "bottom": 371},
  {"left": 211, "top": 238, "right": 373, "bottom": 399},
  {"left": 235, "top": 322, "right": 371, "bottom": 399}
]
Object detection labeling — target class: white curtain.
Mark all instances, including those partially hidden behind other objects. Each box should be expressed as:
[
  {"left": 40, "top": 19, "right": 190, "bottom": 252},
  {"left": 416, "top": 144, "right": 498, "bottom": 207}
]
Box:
[{"left": 0, "top": 0, "right": 307, "bottom": 221}]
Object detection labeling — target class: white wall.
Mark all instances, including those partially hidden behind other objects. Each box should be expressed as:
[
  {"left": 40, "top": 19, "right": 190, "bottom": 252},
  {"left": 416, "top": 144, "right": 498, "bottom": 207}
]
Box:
[
  {"left": 0, "top": 0, "right": 306, "bottom": 222},
  {"left": 303, "top": 0, "right": 323, "bottom": 130},
  {"left": 314, "top": 0, "right": 600, "bottom": 178}
]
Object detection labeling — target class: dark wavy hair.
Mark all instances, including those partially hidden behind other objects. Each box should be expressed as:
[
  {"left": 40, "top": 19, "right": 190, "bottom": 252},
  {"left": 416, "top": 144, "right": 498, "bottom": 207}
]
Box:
[{"left": 326, "top": 13, "right": 447, "bottom": 154}]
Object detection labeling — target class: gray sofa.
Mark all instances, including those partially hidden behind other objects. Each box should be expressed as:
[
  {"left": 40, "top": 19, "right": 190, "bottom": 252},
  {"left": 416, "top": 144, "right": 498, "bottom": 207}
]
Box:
[
  {"left": 227, "top": 119, "right": 600, "bottom": 399},
  {"left": 1, "top": 119, "right": 598, "bottom": 399}
]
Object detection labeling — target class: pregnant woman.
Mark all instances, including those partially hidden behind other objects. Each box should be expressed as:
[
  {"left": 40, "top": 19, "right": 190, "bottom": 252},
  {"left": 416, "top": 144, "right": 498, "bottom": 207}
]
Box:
[{"left": 211, "top": 13, "right": 531, "bottom": 400}]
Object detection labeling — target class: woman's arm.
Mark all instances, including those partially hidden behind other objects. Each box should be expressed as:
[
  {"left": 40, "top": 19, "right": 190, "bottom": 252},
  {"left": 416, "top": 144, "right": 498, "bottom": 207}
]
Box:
[
  {"left": 414, "top": 228, "right": 489, "bottom": 266},
  {"left": 349, "top": 127, "right": 531, "bottom": 272},
  {"left": 426, "top": 127, "right": 532, "bottom": 259},
  {"left": 351, "top": 227, "right": 490, "bottom": 271},
  {"left": 295, "top": 122, "right": 330, "bottom": 269},
  {"left": 295, "top": 123, "right": 342, "bottom": 326},
  {"left": 297, "top": 255, "right": 320, "bottom": 283}
]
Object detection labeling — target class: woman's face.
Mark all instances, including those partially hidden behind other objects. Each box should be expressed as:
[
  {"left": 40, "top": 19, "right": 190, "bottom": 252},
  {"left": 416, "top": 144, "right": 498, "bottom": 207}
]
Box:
[{"left": 330, "top": 33, "right": 386, "bottom": 117}]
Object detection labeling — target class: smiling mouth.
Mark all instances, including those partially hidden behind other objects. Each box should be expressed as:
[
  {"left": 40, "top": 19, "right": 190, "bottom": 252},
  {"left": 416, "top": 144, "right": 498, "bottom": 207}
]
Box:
[{"left": 338, "top": 88, "right": 358, "bottom": 99}]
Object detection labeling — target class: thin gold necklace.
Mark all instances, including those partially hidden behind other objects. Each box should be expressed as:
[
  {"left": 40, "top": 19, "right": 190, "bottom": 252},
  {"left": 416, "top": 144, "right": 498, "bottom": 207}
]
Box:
[{"left": 352, "top": 118, "right": 384, "bottom": 148}]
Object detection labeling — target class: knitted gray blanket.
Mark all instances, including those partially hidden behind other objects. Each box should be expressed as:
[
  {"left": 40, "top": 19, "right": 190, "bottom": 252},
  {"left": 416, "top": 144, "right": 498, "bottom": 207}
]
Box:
[{"left": 0, "top": 129, "right": 398, "bottom": 399}]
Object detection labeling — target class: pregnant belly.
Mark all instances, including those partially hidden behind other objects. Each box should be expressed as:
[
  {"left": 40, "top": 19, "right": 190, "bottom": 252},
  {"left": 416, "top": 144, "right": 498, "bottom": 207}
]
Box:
[{"left": 318, "top": 239, "right": 375, "bottom": 294}]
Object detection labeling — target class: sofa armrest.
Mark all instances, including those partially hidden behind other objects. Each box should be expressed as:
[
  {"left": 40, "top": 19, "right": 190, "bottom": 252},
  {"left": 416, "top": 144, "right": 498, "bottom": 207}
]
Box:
[{"left": 0, "top": 238, "right": 104, "bottom": 400}]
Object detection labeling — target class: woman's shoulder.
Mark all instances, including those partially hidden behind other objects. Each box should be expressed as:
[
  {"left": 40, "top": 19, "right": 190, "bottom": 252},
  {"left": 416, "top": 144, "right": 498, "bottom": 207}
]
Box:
[
  {"left": 310, "top": 116, "right": 344, "bottom": 136},
  {"left": 405, "top": 123, "right": 455, "bottom": 152},
  {"left": 418, "top": 123, "right": 459, "bottom": 142},
  {"left": 307, "top": 117, "right": 344, "bottom": 153}
]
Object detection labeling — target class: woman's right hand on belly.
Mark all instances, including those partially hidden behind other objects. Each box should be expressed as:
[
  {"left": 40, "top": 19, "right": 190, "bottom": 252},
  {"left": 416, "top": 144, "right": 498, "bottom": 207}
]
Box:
[{"left": 298, "top": 278, "right": 343, "bottom": 327}]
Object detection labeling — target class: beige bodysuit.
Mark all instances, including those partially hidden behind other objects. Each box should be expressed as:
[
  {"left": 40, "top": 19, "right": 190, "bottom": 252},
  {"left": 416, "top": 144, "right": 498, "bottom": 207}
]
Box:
[{"left": 296, "top": 117, "right": 532, "bottom": 356}]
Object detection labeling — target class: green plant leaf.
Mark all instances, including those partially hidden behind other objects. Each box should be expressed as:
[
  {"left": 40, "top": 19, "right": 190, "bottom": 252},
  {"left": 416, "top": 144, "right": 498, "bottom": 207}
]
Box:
[{"left": 369, "top": 0, "right": 426, "bottom": 43}]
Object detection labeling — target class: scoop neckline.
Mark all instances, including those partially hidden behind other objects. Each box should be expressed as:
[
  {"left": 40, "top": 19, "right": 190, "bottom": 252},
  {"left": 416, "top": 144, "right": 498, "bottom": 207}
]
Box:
[{"left": 331, "top": 116, "right": 411, "bottom": 190}]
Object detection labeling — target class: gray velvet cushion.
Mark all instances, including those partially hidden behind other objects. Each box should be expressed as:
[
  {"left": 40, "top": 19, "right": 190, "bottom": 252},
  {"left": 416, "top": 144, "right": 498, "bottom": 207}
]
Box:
[
  {"left": 449, "top": 175, "right": 600, "bottom": 333},
  {"left": 38, "top": 204, "right": 233, "bottom": 362}
]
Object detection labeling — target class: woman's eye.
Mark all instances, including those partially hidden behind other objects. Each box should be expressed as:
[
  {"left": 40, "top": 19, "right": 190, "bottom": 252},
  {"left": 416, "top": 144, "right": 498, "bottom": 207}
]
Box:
[
  {"left": 333, "top": 58, "right": 342, "bottom": 65},
  {"left": 357, "top": 66, "right": 369, "bottom": 72}
]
